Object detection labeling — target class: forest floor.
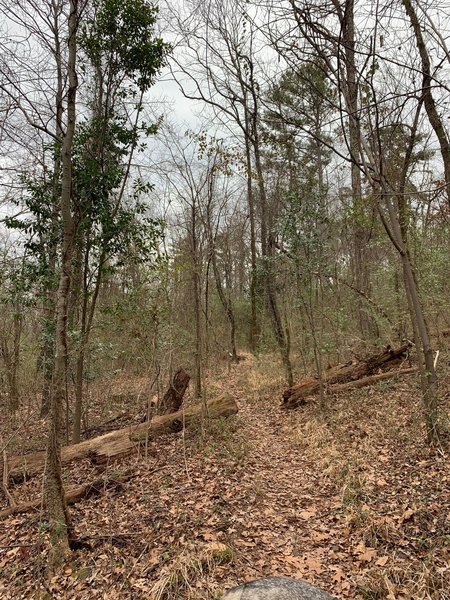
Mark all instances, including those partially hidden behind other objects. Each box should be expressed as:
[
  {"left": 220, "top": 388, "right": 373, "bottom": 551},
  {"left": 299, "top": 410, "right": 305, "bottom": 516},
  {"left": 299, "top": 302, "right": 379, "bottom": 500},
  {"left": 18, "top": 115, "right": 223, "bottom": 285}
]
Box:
[{"left": 1, "top": 350, "right": 450, "bottom": 599}]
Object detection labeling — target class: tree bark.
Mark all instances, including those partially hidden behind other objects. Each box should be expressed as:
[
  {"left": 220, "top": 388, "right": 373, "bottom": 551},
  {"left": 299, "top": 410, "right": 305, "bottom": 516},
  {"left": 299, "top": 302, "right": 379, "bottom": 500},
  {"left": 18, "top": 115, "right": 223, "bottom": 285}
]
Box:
[
  {"left": 72, "top": 243, "right": 103, "bottom": 444},
  {"left": 342, "top": 0, "right": 378, "bottom": 340},
  {"left": 210, "top": 237, "right": 239, "bottom": 363},
  {"left": 45, "top": 0, "right": 79, "bottom": 571},
  {"left": 251, "top": 105, "right": 293, "bottom": 386},
  {"left": 40, "top": 1, "right": 65, "bottom": 418},
  {"left": 330, "top": 367, "right": 416, "bottom": 393},
  {"left": 157, "top": 368, "right": 190, "bottom": 415},
  {"left": 282, "top": 367, "right": 416, "bottom": 408},
  {"left": 72, "top": 239, "right": 89, "bottom": 444},
  {"left": 0, "top": 306, "right": 21, "bottom": 412},
  {"left": 244, "top": 122, "right": 259, "bottom": 352},
  {"left": 402, "top": 0, "right": 450, "bottom": 206},
  {"left": 400, "top": 249, "right": 439, "bottom": 441},
  {"left": 40, "top": 283, "right": 56, "bottom": 418},
  {"left": 191, "top": 201, "right": 203, "bottom": 399}
]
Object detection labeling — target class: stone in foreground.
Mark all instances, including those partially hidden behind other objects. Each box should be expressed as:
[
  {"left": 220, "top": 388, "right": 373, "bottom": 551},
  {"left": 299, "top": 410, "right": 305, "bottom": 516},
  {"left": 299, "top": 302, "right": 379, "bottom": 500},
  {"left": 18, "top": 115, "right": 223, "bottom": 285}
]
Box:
[{"left": 222, "top": 577, "right": 337, "bottom": 600}]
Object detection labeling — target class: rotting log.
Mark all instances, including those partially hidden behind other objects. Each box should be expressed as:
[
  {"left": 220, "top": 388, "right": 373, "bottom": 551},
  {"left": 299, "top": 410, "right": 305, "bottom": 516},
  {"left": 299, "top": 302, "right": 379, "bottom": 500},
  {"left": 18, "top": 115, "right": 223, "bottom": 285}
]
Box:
[
  {"left": 157, "top": 368, "right": 190, "bottom": 415},
  {"left": 283, "top": 344, "right": 411, "bottom": 409},
  {"left": 328, "top": 367, "right": 416, "bottom": 394},
  {"left": 2, "top": 396, "right": 238, "bottom": 484},
  {"left": 0, "top": 473, "right": 132, "bottom": 520},
  {"left": 130, "top": 394, "right": 237, "bottom": 442}
]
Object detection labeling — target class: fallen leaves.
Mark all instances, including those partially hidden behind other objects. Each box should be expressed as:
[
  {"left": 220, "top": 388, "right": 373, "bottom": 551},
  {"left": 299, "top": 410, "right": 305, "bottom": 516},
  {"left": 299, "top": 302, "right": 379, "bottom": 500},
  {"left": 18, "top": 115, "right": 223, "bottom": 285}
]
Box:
[{"left": 0, "top": 352, "right": 449, "bottom": 599}]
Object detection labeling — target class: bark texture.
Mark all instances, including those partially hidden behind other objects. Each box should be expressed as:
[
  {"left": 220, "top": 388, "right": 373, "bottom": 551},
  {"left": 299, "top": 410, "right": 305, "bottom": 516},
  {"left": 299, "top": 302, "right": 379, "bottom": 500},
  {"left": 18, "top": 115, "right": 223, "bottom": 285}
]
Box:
[
  {"left": 45, "top": 0, "right": 79, "bottom": 571},
  {"left": 402, "top": 0, "right": 450, "bottom": 206},
  {"left": 342, "top": 0, "right": 377, "bottom": 339},
  {"left": 157, "top": 368, "right": 190, "bottom": 415}
]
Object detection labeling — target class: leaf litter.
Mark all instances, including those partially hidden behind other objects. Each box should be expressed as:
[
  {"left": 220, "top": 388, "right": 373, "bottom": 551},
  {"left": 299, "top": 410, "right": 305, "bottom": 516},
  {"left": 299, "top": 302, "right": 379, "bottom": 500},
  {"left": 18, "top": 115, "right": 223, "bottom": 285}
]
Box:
[{"left": 0, "top": 351, "right": 449, "bottom": 599}]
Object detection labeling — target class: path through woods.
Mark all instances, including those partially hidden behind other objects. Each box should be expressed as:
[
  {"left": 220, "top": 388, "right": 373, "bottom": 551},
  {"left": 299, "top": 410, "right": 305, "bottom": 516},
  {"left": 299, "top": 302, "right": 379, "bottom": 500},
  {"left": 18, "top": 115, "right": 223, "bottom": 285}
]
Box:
[{"left": 0, "top": 352, "right": 449, "bottom": 599}]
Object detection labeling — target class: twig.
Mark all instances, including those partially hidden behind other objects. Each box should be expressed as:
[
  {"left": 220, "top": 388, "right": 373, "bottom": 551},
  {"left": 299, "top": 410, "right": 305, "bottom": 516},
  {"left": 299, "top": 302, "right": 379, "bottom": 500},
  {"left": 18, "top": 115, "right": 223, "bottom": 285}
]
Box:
[
  {"left": 2, "top": 448, "right": 16, "bottom": 508},
  {"left": 434, "top": 350, "right": 440, "bottom": 369},
  {"left": 119, "top": 543, "right": 149, "bottom": 590},
  {"left": 77, "top": 532, "right": 145, "bottom": 542},
  {"left": 0, "top": 542, "right": 45, "bottom": 549},
  {"left": 0, "top": 472, "right": 133, "bottom": 520},
  {"left": 0, "top": 409, "right": 39, "bottom": 455}
]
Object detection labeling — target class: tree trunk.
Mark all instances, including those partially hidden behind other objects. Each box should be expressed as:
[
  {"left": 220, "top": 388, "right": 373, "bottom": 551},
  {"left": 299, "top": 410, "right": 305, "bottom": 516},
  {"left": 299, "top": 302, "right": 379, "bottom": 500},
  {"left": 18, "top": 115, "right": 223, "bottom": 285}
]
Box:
[
  {"left": 342, "top": 0, "right": 378, "bottom": 340},
  {"left": 283, "top": 367, "right": 416, "bottom": 408},
  {"left": 210, "top": 241, "right": 239, "bottom": 363},
  {"left": 381, "top": 190, "right": 440, "bottom": 442},
  {"left": 0, "top": 307, "right": 21, "bottom": 412},
  {"left": 283, "top": 343, "right": 411, "bottom": 408},
  {"left": 46, "top": 165, "right": 75, "bottom": 573},
  {"left": 157, "top": 368, "right": 190, "bottom": 415},
  {"left": 224, "top": 249, "right": 239, "bottom": 362},
  {"left": 72, "top": 243, "right": 103, "bottom": 444},
  {"left": 72, "top": 343, "right": 85, "bottom": 444},
  {"left": 252, "top": 109, "right": 293, "bottom": 386},
  {"left": 400, "top": 252, "right": 439, "bottom": 441},
  {"left": 244, "top": 125, "right": 259, "bottom": 352},
  {"left": 402, "top": 0, "right": 450, "bottom": 207},
  {"left": 41, "top": 1, "right": 65, "bottom": 418},
  {"left": 40, "top": 287, "right": 56, "bottom": 417},
  {"left": 191, "top": 202, "right": 202, "bottom": 399},
  {"left": 45, "top": 0, "right": 79, "bottom": 571}
]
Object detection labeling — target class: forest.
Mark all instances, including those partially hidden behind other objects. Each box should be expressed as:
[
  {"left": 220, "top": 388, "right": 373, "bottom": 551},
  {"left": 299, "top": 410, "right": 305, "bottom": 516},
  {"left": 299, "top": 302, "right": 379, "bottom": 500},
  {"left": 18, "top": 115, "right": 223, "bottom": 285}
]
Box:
[{"left": 0, "top": 0, "right": 449, "bottom": 598}]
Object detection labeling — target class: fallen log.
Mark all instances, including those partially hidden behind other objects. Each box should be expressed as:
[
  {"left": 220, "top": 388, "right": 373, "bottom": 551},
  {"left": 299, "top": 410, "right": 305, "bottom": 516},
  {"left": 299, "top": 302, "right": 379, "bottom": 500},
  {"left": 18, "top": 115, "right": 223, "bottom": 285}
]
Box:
[
  {"left": 82, "top": 411, "right": 145, "bottom": 439},
  {"left": 0, "top": 473, "right": 132, "bottom": 520},
  {"left": 328, "top": 367, "right": 416, "bottom": 394},
  {"left": 83, "top": 369, "right": 191, "bottom": 438},
  {"left": 2, "top": 396, "right": 238, "bottom": 483},
  {"left": 81, "top": 370, "right": 191, "bottom": 438},
  {"left": 130, "top": 394, "right": 237, "bottom": 442},
  {"left": 283, "top": 344, "right": 411, "bottom": 409},
  {"left": 157, "top": 368, "right": 190, "bottom": 415}
]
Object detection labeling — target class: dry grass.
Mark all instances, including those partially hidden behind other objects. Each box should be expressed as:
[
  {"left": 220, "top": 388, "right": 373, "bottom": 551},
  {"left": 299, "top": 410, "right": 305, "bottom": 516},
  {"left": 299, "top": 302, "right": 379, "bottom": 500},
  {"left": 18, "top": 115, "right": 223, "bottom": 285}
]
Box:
[{"left": 149, "top": 544, "right": 233, "bottom": 600}]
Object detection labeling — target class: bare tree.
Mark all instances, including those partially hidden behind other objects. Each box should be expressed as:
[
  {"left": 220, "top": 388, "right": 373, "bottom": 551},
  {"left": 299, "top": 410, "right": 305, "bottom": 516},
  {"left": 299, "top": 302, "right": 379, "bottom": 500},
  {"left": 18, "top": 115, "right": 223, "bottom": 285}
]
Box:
[
  {"left": 201, "top": 140, "right": 241, "bottom": 363},
  {"left": 155, "top": 127, "right": 210, "bottom": 398},
  {"left": 0, "top": 0, "right": 67, "bottom": 416},
  {"left": 0, "top": 0, "right": 83, "bottom": 565},
  {"left": 167, "top": 0, "right": 293, "bottom": 383},
  {"left": 260, "top": 0, "right": 441, "bottom": 439}
]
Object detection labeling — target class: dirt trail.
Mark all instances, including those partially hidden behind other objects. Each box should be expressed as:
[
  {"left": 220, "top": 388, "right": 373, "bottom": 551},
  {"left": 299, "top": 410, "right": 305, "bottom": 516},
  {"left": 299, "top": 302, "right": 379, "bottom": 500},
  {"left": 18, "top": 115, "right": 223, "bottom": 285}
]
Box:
[
  {"left": 200, "top": 354, "right": 450, "bottom": 599},
  {"left": 207, "top": 355, "right": 345, "bottom": 595}
]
